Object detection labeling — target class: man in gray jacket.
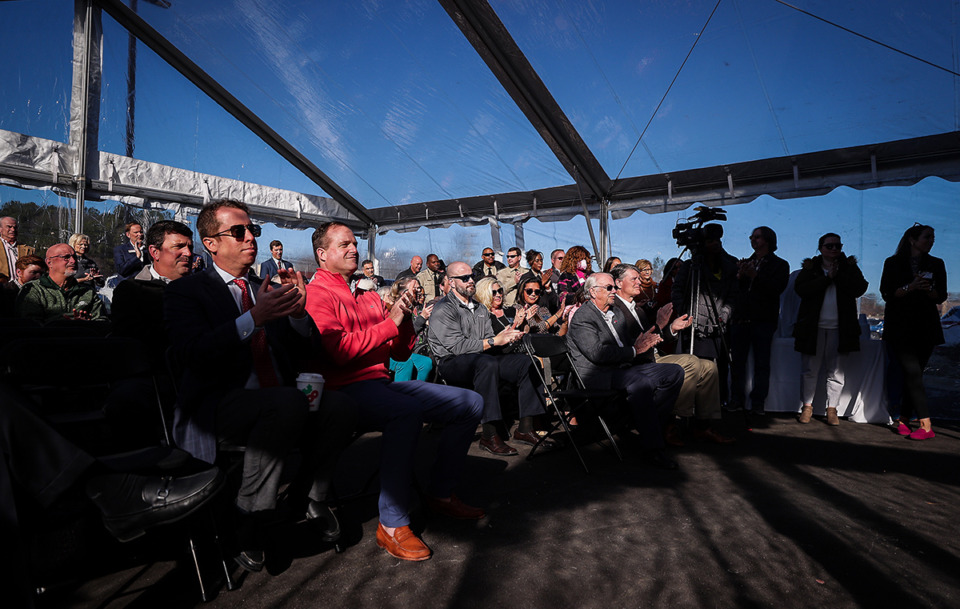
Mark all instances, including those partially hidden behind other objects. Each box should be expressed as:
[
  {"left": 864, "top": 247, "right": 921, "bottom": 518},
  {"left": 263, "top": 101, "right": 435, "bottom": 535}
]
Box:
[
  {"left": 428, "top": 261, "right": 549, "bottom": 456},
  {"left": 566, "top": 272, "right": 685, "bottom": 469}
]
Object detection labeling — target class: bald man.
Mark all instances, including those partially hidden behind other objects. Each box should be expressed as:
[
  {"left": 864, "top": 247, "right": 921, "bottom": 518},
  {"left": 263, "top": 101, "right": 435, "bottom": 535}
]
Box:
[
  {"left": 396, "top": 255, "right": 423, "bottom": 281},
  {"left": 15, "top": 243, "right": 106, "bottom": 323}
]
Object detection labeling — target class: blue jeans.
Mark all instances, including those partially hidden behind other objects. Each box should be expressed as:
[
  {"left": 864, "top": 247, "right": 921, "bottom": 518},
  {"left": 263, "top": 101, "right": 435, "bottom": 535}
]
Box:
[{"left": 338, "top": 379, "right": 482, "bottom": 528}]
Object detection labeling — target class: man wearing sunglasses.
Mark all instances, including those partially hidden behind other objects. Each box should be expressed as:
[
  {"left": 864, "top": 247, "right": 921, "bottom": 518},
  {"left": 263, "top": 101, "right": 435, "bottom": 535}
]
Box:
[
  {"left": 566, "top": 272, "right": 685, "bottom": 470},
  {"left": 16, "top": 243, "right": 106, "bottom": 323},
  {"left": 305, "top": 223, "right": 484, "bottom": 562},
  {"left": 429, "top": 261, "right": 549, "bottom": 457},
  {"left": 164, "top": 200, "right": 359, "bottom": 573},
  {"left": 496, "top": 246, "right": 526, "bottom": 307},
  {"left": 471, "top": 247, "right": 505, "bottom": 281}
]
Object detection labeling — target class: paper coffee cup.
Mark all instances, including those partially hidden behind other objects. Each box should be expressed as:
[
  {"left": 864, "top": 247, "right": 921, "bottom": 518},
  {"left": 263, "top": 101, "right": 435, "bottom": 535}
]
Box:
[{"left": 296, "top": 373, "right": 325, "bottom": 412}]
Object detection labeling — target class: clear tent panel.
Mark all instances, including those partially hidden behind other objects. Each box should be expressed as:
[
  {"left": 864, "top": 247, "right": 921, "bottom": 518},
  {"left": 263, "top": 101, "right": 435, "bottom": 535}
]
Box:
[
  {"left": 96, "top": 6, "right": 332, "bottom": 198},
  {"left": 130, "top": 0, "right": 570, "bottom": 209},
  {"left": 0, "top": 0, "right": 74, "bottom": 145},
  {"left": 494, "top": 0, "right": 960, "bottom": 180}
]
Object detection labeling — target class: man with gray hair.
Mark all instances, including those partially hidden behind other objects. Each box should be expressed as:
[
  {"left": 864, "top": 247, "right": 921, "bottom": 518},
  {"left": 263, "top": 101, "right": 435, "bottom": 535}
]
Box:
[
  {"left": 609, "top": 264, "right": 734, "bottom": 445},
  {"left": 0, "top": 216, "right": 35, "bottom": 284},
  {"left": 566, "top": 272, "right": 684, "bottom": 469}
]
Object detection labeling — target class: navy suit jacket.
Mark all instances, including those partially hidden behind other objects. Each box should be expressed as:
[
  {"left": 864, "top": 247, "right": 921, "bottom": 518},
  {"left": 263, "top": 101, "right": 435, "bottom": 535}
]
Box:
[
  {"left": 113, "top": 241, "right": 146, "bottom": 279},
  {"left": 259, "top": 256, "right": 293, "bottom": 281},
  {"left": 164, "top": 266, "right": 312, "bottom": 462},
  {"left": 566, "top": 302, "right": 635, "bottom": 390}
]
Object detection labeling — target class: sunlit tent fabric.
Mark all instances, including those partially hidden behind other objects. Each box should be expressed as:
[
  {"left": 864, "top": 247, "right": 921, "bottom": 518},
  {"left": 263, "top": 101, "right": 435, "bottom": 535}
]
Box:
[{"left": 1, "top": 0, "right": 959, "bottom": 250}]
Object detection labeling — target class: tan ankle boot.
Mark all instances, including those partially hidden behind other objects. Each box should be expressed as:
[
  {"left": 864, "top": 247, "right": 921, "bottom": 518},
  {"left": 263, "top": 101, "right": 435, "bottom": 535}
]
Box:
[
  {"left": 826, "top": 407, "right": 840, "bottom": 426},
  {"left": 798, "top": 405, "right": 813, "bottom": 424}
]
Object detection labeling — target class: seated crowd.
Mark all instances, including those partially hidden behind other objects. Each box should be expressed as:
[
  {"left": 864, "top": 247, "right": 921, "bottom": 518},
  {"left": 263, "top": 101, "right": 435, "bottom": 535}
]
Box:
[{"left": 0, "top": 207, "right": 944, "bottom": 588}]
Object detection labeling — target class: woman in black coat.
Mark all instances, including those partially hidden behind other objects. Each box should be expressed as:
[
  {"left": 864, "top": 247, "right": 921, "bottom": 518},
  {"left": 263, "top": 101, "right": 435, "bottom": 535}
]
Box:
[
  {"left": 792, "top": 233, "right": 868, "bottom": 425},
  {"left": 880, "top": 224, "right": 947, "bottom": 440}
]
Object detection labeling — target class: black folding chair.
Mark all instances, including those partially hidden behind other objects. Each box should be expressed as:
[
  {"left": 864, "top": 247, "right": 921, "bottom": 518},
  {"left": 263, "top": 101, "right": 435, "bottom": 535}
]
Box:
[{"left": 519, "top": 333, "right": 623, "bottom": 473}]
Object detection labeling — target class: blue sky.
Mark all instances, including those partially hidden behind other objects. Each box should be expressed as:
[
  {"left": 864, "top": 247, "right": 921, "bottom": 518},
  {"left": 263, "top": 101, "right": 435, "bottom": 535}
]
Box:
[{"left": 1, "top": 0, "right": 957, "bottom": 295}]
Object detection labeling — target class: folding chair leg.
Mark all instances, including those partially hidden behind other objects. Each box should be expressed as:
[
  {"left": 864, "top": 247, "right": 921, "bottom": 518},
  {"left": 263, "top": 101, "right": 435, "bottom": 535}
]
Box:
[
  {"left": 187, "top": 536, "right": 209, "bottom": 602},
  {"left": 528, "top": 399, "right": 589, "bottom": 474},
  {"left": 597, "top": 416, "right": 623, "bottom": 462}
]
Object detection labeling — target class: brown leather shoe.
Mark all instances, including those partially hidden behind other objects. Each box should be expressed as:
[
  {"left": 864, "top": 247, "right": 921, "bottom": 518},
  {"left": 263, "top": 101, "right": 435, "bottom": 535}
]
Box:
[
  {"left": 479, "top": 435, "right": 519, "bottom": 456},
  {"left": 826, "top": 407, "right": 840, "bottom": 426},
  {"left": 797, "top": 405, "right": 813, "bottom": 424},
  {"left": 376, "top": 523, "right": 432, "bottom": 561},
  {"left": 664, "top": 423, "right": 685, "bottom": 447},
  {"left": 512, "top": 429, "right": 557, "bottom": 449},
  {"left": 692, "top": 428, "right": 737, "bottom": 444},
  {"left": 425, "top": 493, "right": 485, "bottom": 519}
]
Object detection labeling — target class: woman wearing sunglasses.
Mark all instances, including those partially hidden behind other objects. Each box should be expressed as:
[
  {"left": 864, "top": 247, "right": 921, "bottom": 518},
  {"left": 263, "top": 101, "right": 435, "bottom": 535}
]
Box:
[
  {"left": 515, "top": 275, "right": 566, "bottom": 335},
  {"left": 793, "top": 233, "right": 868, "bottom": 425},
  {"left": 880, "top": 223, "right": 946, "bottom": 440}
]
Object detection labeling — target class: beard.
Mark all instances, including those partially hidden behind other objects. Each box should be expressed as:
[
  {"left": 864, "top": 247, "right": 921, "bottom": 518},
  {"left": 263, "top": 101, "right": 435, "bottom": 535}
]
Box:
[
  {"left": 454, "top": 283, "right": 475, "bottom": 299},
  {"left": 64, "top": 269, "right": 77, "bottom": 278}
]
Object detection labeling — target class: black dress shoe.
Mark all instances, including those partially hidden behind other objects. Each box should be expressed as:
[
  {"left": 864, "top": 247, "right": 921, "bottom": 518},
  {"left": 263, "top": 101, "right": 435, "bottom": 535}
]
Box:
[
  {"left": 86, "top": 468, "right": 223, "bottom": 542},
  {"left": 478, "top": 435, "right": 519, "bottom": 456},
  {"left": 306, "top": 500, "right": 341, "bottom": 542},
  {"left": 235, "top": 550, "right": 265, "bottom": 573},
  {"left": 644, "top": 449, "right": 679, "bottom": 470}
]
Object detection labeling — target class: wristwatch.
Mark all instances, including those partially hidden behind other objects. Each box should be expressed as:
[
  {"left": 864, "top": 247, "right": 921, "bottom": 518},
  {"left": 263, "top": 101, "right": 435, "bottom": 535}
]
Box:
[{"left": 487, "top": 338, "right": 495, "bottom": 348}]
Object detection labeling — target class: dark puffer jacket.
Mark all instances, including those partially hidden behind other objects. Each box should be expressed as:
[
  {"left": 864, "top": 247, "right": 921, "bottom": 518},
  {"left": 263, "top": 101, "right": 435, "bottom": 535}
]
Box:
[{"left": 792, "top": 255, "right": 868, "bottom": 354}]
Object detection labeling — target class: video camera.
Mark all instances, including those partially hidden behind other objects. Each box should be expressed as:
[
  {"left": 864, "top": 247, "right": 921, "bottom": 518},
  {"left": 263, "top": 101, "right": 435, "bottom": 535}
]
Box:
[{"left": 672, "top": 205, "right": 727, "bottom": 250}]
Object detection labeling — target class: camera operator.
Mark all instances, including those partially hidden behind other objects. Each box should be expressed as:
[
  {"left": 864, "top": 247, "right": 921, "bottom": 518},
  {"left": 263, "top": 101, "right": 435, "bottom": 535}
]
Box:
[
  {"left": 670, "top": 223, "right": 738, "bottom": 404},
  {"left": 729, "top": 226, "right": 790, "bottom": 418}
]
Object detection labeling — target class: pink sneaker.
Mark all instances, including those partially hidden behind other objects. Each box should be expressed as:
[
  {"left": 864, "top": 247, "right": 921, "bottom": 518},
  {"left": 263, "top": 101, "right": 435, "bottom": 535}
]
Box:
[
  {"left": 896, "top": 422, "right": 912, "bottom": 436},
  {"left": 908, "top": 428, "right": 935, "bottom": 440}
]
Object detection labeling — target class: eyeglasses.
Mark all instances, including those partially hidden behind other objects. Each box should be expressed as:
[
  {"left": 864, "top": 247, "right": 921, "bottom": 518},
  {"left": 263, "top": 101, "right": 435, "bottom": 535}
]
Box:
[
  {"left": 592, "top": 284, "right": 615, "bottom": 292},
  {"left": 507, "top": 254, "right": 519, "bottom": 259},
  {"left": 48, "top": 253, "right": 77, "bottom": 262},
  {"left": 822, "top": 242, "right": 843, "bottom": 250},
  {"left": 639, "top": 268, "right": 653, "bottom": 273},
  {"left": 524, "top": 288, "right": 542, "bottom": 296},
  {"left": 449, "top": 273, "right": 474, "bottom": 283},
  {"left": 209, "top": 223, "right": 261, "bottom": 240},
  {"left": 491, "top": 288, "right": 504, "bottom": 295},
  {"left": 482, "top": 252, "right": 495, "bottom": 257}
]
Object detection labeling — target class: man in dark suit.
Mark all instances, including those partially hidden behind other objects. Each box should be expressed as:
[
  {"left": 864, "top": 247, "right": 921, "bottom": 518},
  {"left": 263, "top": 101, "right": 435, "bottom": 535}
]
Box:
[
  {"left": 609, "top": 264, "right": 734, "bottom": 445},
  {"left": 258, "top": 239, "right": 293, "bottom": 281},
  {"left": 164, "top": 199, "right": 358, "bottom": 573},
  {"left": 471, "top": 247, "right": 505, "bottom": 281},
  {"left": 113, "top": 222, "right": 147, "bottom": 280},
  {"left": 566, "top": 272, "right": 684, "bottom": 469}
]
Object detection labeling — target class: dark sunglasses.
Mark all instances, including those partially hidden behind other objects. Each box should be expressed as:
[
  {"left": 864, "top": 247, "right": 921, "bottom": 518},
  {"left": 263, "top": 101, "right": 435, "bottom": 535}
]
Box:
[
  {"left": 507, "top": 254, "right": 519, "bottom": 259},
  {"left": 482, "top": 252, "right": 495, "bottom": 257},
  {"left": 524, "top": 288, "right": 542, "bottom": 296},
  {"left": 449, "top": 273, "right": 474, "bottom": 283},
  {"left": 822, "top": 242, "right": 843, "bottom": 250},
  {"left": 593, "top": 285, "right": 615, "bottom": 292},
  {"left": 491, "top": 288, "right": 504, "bottom": 295},
  {"left": 209, "top": 223, "right": 261, "bottom": 240}
]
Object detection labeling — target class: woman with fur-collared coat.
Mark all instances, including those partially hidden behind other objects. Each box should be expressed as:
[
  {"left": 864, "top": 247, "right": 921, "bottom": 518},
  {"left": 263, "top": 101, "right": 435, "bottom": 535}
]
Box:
[{"left": 793, "top": 233, "right": 868, "bottom": 425}]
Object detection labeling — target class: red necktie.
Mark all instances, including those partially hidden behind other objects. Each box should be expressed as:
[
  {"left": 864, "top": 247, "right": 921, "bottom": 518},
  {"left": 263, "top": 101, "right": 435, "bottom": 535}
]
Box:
[{"left": 234, "top": 278, "right": 279, "bottom": 388}]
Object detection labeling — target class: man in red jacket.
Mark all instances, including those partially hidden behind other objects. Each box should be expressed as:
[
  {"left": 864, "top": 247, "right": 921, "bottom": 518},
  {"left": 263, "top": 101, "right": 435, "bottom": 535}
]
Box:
[{"left": 304, "top": 221, "right": 483, "bottom": 562}]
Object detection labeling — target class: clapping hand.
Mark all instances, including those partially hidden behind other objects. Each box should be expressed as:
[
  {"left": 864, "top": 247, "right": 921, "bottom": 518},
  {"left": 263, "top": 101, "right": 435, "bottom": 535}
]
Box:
[{"left": 633, "top": 326, "right": 661, "bottom": 354}]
